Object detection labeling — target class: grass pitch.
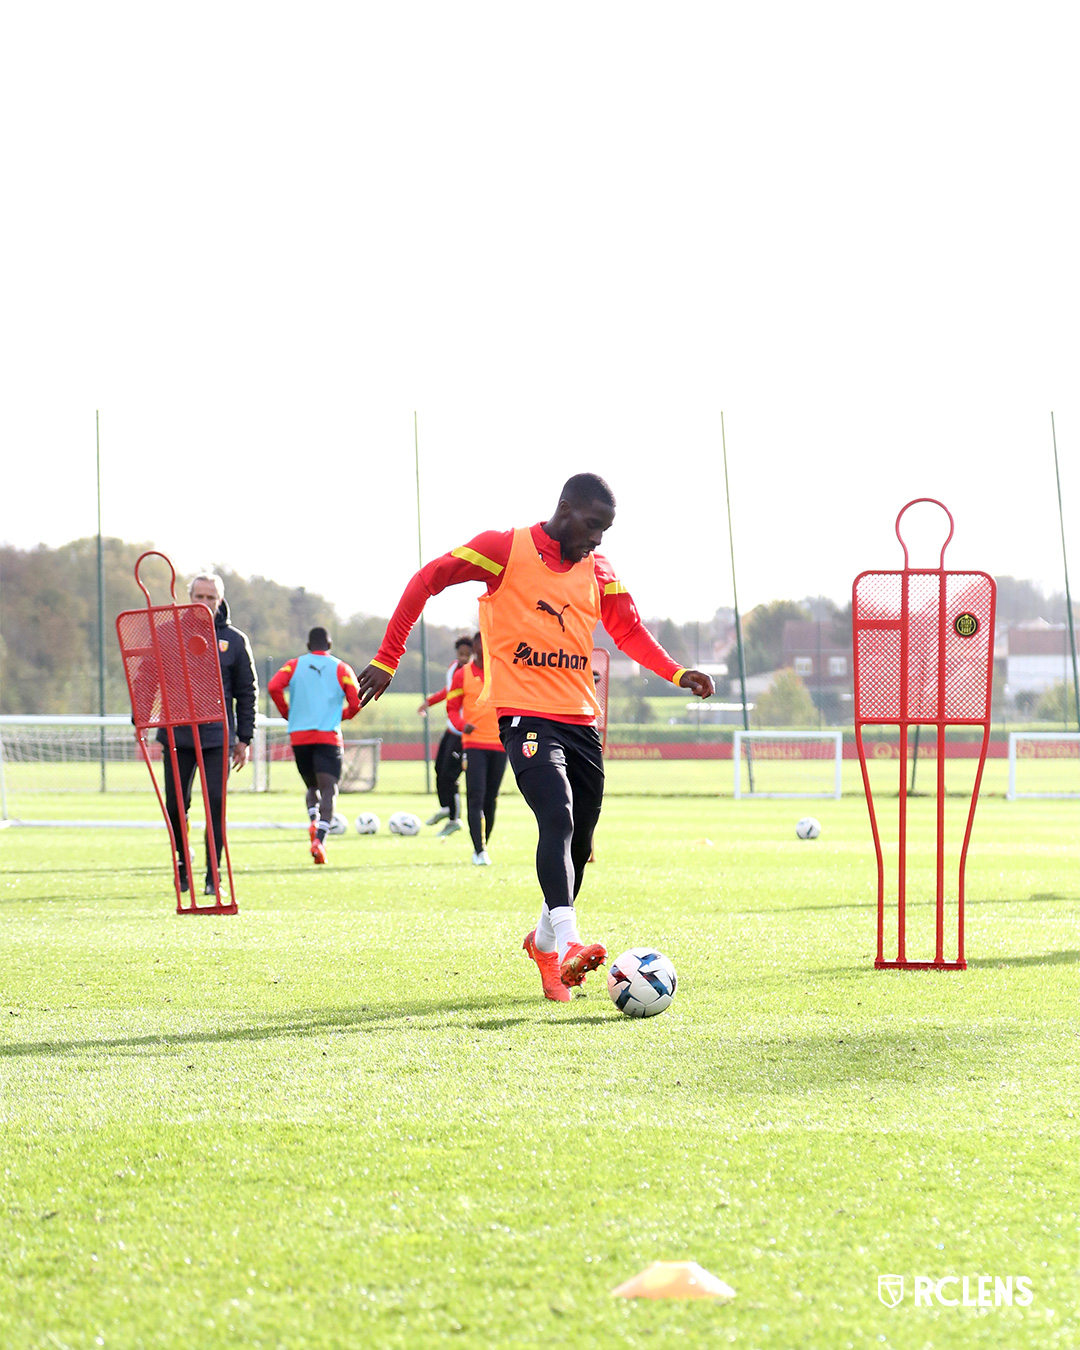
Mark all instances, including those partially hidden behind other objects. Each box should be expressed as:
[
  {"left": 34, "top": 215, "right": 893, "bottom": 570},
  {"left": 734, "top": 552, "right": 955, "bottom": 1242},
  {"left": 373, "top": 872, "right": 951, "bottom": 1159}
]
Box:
[{"left": 0, "top": 792, "right": 1076, "bottom": 1349}]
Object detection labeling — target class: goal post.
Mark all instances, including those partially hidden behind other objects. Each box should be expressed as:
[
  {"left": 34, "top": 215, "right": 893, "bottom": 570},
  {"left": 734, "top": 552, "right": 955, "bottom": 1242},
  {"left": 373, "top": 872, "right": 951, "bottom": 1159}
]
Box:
[
  {"left": 733, "top": 730, "right": 843, "bottom": 799},
  {"left": 1007, "top": 731, "right": 1080, "bottom": 800}
]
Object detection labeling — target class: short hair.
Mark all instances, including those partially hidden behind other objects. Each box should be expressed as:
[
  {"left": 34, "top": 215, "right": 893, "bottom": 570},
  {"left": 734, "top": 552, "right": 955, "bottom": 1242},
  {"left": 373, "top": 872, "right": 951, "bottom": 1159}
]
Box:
[
  {"left": 454, "top": 635, "right": 474, "bottom": 651},
  {"left": 308, "top": 626, "right": 332, "bottom": 651},
  {"left": 188, "top": 571, "right": 224, "bottom": 599},
  {"left": 560, "top": 472, "right": 615, "bottom": 509}
]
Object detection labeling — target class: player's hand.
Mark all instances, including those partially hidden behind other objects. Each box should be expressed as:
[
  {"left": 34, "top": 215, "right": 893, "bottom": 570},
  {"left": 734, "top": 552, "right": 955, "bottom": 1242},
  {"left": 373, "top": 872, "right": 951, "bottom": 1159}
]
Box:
[
  {"left": 358, "top": 663, "right": 394, "bottom": 706},
  {"left": 680, "top": 669, "right": 715, "bottom": 699},
  {"left": 231, "top": 741, "right": 251, "bottom": 770},
  {"left": 463, "top": 723, "right": 476, "bottom": 735},
  {"left": 417, "top": 702, "right": 428, "bottom": 716}
]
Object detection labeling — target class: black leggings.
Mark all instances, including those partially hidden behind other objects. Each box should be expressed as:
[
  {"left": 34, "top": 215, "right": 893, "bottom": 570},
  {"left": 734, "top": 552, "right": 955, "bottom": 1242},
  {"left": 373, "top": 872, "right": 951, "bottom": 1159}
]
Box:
[
  {"left": 464, "top": 747, "right": 508, "bottom": 853},
  {"left": 500, "top": 718, "right": 604, "bottom": 911},
  {"left": 163, "top": 744, "right": 226, "bottom": 873},
  {"left": 433, "top": 730, "right": 464, "bottom": 821}
]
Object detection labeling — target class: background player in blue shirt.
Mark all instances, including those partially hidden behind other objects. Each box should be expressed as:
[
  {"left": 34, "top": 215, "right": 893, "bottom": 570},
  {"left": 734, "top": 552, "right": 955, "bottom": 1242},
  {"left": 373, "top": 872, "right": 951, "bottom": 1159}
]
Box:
[{"left": 269, "top": 626, "right": 361, "bottom": 863}]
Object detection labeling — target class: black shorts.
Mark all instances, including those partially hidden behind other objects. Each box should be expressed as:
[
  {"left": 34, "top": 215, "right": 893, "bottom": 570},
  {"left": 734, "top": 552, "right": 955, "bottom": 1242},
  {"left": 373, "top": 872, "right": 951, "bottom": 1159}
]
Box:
[
  {"left": 292, "top": 742, "right": 344, "bottom": 787},
  {"left": 499, "top": 716, "right": 604, "bottom": 785}
]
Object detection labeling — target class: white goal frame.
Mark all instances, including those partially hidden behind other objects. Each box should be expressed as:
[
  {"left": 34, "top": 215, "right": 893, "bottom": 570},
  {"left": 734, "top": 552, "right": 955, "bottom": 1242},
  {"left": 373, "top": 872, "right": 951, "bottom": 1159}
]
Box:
[
  {"left": 0, "top": 714, "right": 381, "bottom": 826},
  {"left": 733, "top": 729, "right": 844, "bottom": 799},
  {"left": 1007, "top": 731, "right": 1080, "bottom": 800}
]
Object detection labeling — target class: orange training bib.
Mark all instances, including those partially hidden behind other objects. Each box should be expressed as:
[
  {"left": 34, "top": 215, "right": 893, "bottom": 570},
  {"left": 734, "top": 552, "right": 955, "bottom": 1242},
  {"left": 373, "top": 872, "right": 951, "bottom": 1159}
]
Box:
[
  {"left": 477, "top": 527, "right": 602, "bottom": 718},
  {"left": 461, "top": 660, "right": 502, "bottom": 747}
]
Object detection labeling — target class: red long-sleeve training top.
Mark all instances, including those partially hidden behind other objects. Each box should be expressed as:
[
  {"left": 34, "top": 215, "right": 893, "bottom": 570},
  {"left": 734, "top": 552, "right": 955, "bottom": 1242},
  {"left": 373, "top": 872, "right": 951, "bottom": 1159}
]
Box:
[{"left": 372, "top": 522, "right": 689, "bottom": 725}]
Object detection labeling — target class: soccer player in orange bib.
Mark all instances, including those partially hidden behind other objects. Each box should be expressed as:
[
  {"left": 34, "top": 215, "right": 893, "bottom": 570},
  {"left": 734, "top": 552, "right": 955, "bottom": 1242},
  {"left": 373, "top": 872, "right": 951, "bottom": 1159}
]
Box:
[
  {"left": 358, "top": 473, "right": 714, "bottom": 1002},
  {"left": 446, "top": 632, "right": 508, "bottom": 867}
]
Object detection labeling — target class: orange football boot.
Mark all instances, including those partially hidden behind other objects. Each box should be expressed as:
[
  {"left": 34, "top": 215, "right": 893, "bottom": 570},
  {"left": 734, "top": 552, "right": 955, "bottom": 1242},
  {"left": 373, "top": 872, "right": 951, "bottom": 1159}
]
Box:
[
  {"left": 311, "top": 839, "right": 327, "bottom": 864},
  {"left": 523, "top": 929, "right": 571, "bottom": 1003},
  {"left": 560, "top": 941, "right": 607, "bottom": 988}
]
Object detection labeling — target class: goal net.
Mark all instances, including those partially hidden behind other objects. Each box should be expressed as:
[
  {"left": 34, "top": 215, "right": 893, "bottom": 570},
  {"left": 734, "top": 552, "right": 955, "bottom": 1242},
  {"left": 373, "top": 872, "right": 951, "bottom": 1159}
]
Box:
[
  {"left": 0, "top": 715, "right": 381, "bottom": 822},
  {"left": 1007, "top": 732, "right": 1080, "bottom": 800},
  {"left": 733, "top": 730, "right": 843, "bottom": 799},
  {"left": 250, "top": 720, "right": 381, "bottom": 794}
]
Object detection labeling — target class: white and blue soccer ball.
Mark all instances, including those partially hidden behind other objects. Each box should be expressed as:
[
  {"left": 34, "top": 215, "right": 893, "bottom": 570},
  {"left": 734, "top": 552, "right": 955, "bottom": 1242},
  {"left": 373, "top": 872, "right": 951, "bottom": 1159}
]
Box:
[
  {"left": 388, "top": 811, "right": 422, "bottom": 837},
  {"left": 607, "top": 948, "right": 678, "bottom": 1018},
  {"left": 327, "top": 812, "right": 350, "bottom": 836},
  {"left": 355, "top": 812, "right": 381, "bottom": 835},
  {"left": 795, "top": 816, "right": 821, "bottom": 840}
]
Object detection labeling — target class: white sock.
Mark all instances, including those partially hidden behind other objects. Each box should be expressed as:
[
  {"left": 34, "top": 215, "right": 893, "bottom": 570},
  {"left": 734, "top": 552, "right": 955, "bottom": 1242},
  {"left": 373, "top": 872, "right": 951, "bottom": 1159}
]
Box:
[
  {"left": 308, "top": 806, "right": 318, "bottom": 821},
  {"left": 549, "top": 907, "right": 581, "bottom": 962},
  {"left": 535, "top": 905, "right": 557, "bottom": 954}
]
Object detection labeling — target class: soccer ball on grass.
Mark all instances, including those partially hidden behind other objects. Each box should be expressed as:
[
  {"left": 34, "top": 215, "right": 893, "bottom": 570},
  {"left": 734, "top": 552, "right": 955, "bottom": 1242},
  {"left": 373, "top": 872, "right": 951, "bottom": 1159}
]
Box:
[
  {"left": 355, "top": 812, "right": 380, "bottom": 835},
  {"left": 795, "top": 816, "right": 821, "bottom": 840},
  {"left": 327, "top": 812, "right": 349, "bottom": 836},
  {"left": 607, "top": 948, "right": 677, "bottom": 1018},
  {"left": 388, "top": 811, "right": 422, "bottom": 837}
]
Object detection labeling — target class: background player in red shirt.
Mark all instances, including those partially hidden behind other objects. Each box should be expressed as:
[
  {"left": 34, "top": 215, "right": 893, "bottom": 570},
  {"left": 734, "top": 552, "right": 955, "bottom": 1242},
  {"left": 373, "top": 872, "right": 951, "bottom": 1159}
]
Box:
[
  {"left": 447, "top": 632, "right": 508, "bottom": 866},
  {"left": 417, "top": 635, "right": 473, "bottom": 838}
]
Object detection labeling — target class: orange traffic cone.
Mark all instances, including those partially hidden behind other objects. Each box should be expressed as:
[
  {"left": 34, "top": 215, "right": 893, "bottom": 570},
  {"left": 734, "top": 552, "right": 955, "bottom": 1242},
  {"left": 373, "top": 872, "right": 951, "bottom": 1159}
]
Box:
[{"left": 611, "top": 1261, "right": 735, "bottom": 1301}]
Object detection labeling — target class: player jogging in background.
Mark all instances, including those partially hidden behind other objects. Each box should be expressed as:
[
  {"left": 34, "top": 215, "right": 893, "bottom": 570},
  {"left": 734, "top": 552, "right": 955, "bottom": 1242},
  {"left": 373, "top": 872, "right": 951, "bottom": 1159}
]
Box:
[
  {"left": 447, "top": 632, "right": 508, "bottom": 866},
  {"left": 269, "top": 626, "right": 361, "bottom": 864},
  {"left": 358, "top": 472, "right": 715, "bottom": 1002},
  {"left": 418, "top": 635, "right": 472, "bottom": 838}
]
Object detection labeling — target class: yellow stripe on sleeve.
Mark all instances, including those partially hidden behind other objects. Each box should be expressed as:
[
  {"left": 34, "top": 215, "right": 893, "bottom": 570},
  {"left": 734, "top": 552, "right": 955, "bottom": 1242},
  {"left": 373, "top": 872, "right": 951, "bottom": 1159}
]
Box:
[
  {"left": 370, "top": 659, "right": 397, "bottom": 677},
  {"left": 670, "top": 668, "right": 687, "bottom": 688},
  {"left": 452, "top": 546, "right": 504, "bottom": 577},
  {"left": 603, "top": 580, "right": 628, "bottom": 596}
]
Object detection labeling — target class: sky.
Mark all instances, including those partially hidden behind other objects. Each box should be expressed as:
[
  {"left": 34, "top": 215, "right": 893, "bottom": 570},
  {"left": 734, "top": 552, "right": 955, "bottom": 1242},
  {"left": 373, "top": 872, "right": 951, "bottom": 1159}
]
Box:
[{"left": 2, "top": 3, "right": 1078, "bottom": 647}]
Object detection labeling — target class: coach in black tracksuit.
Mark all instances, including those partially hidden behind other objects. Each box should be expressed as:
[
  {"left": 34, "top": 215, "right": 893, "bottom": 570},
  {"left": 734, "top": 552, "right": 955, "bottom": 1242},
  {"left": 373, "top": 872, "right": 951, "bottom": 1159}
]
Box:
[{"left": 157, "top": 572, "right": 258, "bottom": 894}]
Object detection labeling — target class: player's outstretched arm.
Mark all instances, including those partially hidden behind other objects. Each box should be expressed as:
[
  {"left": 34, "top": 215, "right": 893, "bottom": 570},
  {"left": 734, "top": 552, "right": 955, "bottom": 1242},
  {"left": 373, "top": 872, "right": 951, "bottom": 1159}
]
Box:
[{"left": 679, "top": 669, "right": 715, "bottom": 699}]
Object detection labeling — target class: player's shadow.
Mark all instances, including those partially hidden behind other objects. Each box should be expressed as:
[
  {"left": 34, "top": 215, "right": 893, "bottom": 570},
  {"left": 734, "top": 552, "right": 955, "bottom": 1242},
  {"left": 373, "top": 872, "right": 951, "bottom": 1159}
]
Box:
[{"left": 0, "top": 995, "right": 544, "bottom": 1061}]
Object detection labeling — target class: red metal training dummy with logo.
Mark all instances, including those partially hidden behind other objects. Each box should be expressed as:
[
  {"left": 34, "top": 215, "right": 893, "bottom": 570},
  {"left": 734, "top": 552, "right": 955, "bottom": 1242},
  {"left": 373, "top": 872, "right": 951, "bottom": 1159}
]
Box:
[{"left": 852, "top": 500, "right": 996, "bottom": 969}]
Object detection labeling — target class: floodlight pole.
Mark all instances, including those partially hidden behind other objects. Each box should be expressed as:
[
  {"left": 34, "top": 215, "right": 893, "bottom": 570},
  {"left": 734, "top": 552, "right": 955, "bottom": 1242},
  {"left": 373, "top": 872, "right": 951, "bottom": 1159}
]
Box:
[
  {"left": 96, "top": 411, "right": 107, "bottom": 793},
  {"left": 721, "top": 412, "right": 753, "bottom": 792},
  {"left": 414, "top": 412, "right": 432, "bottom": 792},
  {"left": 1052, "top": 412, "right": 1080, "bottom": 730}
]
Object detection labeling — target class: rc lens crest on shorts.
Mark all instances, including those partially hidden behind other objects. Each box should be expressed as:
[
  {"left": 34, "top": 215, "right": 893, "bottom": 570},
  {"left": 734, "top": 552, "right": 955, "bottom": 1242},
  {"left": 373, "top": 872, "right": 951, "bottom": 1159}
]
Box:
[{"left": 511, "top": 642, "right": 591, "bottom": 671}]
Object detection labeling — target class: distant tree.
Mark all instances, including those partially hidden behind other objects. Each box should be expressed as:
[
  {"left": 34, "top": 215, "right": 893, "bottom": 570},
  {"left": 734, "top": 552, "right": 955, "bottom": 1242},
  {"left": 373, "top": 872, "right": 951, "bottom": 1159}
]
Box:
[
  {"left": 753, "top": 669, "right": 818, "bottom": 728},
  {"left": 608, "top": 675, "right": 653, "bottom": 726},
  {"left": 1014, "top": 688, "right": 1039, "bottom": 717},
  {"left": 829, "top": 600, "right": 853, "bottom": 647},
  {"left": 995, "top": 576, "right": 1052, "bottom": 625},
  {"left": 1034, "top": 681, "right": 1079, "bottom": 725},
  {"left": 743, "top": 600, "right": 810, "bottom": 674},
  {"left": 800, "top": 595, "right": 839, "bottom": 621}
]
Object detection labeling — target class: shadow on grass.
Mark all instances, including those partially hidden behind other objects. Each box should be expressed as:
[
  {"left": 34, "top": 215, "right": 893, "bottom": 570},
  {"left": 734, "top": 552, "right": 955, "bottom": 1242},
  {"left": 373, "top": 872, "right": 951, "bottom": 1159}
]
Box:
[
  {"left": 0, "top": 993, "right": 595, "bottom": 1060},
  {"left": 803, "top": 948, "right": 1080, "bottom": 976},
  {"left": 965, "top": 949, "right": 1080, "bottom": 969},
  {"left": 738, "top": 891, "right": 1078, "bottom": 916}
]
